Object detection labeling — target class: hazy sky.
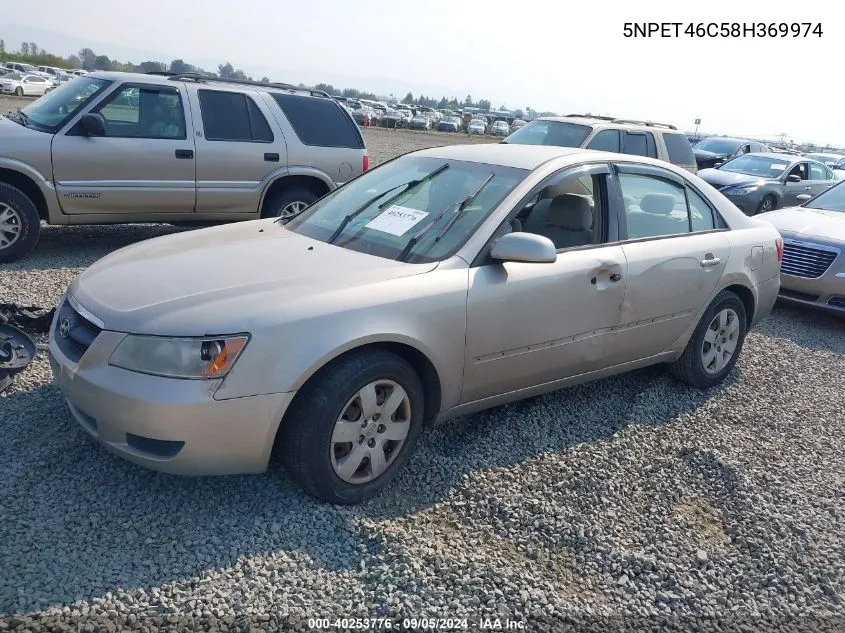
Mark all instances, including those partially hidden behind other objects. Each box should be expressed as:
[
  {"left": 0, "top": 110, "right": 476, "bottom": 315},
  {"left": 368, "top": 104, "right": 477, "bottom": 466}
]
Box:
[{"left": 7, "top": 0, "right": 840, "bottom": 145}]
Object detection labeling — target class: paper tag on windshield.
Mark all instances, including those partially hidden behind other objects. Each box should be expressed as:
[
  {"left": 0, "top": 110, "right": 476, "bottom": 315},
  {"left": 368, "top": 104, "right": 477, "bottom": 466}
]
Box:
[
  {"left": 365, "top": 205, "right": 429, "bottom": 236},
  {"left": 770, "top": 163, "right": 787, "bottom": 171}
]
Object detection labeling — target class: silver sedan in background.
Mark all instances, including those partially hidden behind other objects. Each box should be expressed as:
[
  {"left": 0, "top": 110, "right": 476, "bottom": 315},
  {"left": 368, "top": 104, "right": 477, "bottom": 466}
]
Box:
[
  {"left": 698, "top": 153, "right": 837, "bottom": 215},
  {"left": 758, "top": 180, "right": 845, "bottom": 315},
  {"left": 49, "top": 145, "right": 781, "bottom": 504}
]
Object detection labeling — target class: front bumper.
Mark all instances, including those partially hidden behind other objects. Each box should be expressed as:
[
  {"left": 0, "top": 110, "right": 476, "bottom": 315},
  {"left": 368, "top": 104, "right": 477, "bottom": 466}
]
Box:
[
  {"left": 778, "top": 269, "right": 845, "bottom": 315},
  {"left": 48, "top": 299, "right": 295, "bottom": 475}
]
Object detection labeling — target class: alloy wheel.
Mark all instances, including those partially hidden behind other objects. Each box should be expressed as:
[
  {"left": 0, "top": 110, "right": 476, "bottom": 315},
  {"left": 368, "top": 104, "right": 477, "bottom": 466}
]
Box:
[
  {"left": 701, "top": 308, "right": 740, "bottom": 374},
  {"left": 0, "top": 203, "right": 22, "bottom": 249},
  {"left": 330, "top": 379, "right": 412, "bottom": 484},
  {"left": 279, "top": 201, "right": 308, "bottom": 219}
]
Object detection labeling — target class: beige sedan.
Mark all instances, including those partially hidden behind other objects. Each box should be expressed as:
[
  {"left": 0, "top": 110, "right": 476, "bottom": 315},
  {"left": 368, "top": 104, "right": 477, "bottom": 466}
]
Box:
[{"left": 49, "top": 145, "right": 782, "bottom": 504}]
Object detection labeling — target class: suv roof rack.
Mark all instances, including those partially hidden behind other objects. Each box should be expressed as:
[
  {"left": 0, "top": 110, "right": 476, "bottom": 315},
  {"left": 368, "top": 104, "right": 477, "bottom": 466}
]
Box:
[
  {"left": 146, "top": 71, "right": 331, "bottom": 98},
  {"left": 611, "top": 118, "right": 678, "bottom": 130},
  {"left": 564, "top": 113, "right": 616, "bottom": 121}
]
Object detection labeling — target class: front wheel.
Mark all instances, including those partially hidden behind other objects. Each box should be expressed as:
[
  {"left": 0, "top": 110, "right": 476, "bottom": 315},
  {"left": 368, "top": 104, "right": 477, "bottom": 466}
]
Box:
[
  {"left": 0, "top": 183, "right": 41, "bottom": 263},
  {"left": 668, "top": 290, "right": 747, "bottom": 389},
  {"left": 14, "top": 87, "right": 23, "bottom": 97},
  {"left": 756, "top": 195, "right": 776, "bottom": 215},
  {"left": 278, "top": 349, "right": 425, "bottom": 504}
]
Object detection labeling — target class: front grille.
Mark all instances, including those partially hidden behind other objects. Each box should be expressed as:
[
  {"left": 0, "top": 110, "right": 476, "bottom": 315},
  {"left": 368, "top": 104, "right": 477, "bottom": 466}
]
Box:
[
  {"left": 781, "top": 241, "right": 838, "bottom": 279},
  {"left": 828, "top": 296, "right": 845, "bottom": 309},
  {"left": 779, "top": 288, "right": 820, "bottom": 302},
  {"left": 53, "top": 298, "right": 103, "bottom": 363}
]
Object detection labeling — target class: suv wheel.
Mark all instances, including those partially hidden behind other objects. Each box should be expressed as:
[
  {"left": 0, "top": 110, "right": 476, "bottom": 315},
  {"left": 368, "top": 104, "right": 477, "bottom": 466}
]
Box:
[
  {"left": 0, "top": 184, "right": 41, "bottom": 263},
  {"left": 261, "top": 186, "right": 319, "bottom": 220},
  {"left": 278, "top": 349, "right": 425, "bottom": 504}
]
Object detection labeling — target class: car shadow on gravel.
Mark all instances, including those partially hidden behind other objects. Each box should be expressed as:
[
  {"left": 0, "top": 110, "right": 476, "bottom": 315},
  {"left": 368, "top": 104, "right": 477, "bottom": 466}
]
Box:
[
  {"left": 6, "top": 224, "right": 192, "bottom": 272},
  {"left": 0, "top": 364, "right": 734, "bottom": 613},
  {"left": 756, "top": 302, "right": 845, "bottom": 355}
]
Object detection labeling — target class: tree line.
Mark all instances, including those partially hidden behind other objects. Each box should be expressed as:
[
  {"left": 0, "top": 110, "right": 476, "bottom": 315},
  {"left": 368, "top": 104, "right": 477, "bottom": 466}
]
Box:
[{"left": 0, "top": 39, "right": 556, "bottom": 117}]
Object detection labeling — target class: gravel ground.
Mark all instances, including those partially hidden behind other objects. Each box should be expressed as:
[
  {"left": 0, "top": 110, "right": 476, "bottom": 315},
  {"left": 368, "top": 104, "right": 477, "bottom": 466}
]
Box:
[{"left": 1, "top": 117, "right": 844, "bottom": 632}]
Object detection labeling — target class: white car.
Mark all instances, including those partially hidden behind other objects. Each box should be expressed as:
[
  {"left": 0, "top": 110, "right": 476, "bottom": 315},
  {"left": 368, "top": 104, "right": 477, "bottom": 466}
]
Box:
[
  {"left": 0, "top": 72, "right": 54, "bottom": 96},
  {"left": 2, "top": 62, "right": 51, "bottom": 79},
  {"left": 468, "top": 118, "right": 487, "bottom": 135}
]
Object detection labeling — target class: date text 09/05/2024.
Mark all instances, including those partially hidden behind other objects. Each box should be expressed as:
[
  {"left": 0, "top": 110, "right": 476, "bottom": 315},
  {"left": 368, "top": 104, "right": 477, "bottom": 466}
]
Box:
[{"left": 623, "top": 22, "right": 822, "bottom": 38}]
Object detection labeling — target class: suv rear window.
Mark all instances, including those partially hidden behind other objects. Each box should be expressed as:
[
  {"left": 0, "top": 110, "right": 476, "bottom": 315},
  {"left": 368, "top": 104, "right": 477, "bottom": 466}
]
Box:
[
  {"left": 622, "top": 131, "right": 657, "bottom": 158},
  {"left": 270, "top": 93, "right": 364, "bottom": 149},
  {"left": 198, "top": 90, "right": 274, "bottom": 142},
  {"left": 662, "top": 132, "right": 696, "bottom": 166},
  {"left": 502, "top": 120, "right": 592, "bottom": 148}
]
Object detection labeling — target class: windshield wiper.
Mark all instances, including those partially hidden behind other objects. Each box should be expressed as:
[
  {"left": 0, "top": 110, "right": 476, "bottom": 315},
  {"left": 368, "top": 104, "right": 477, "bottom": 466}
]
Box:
[
  {"left": 326, "top": 162, "right": 449, "bottom": 244},
  {"left": 396, "top": 173, "right": 494, "bottom": 262},
  {"left": 14, "top": 109, "right": 30, "bottom": 125}
]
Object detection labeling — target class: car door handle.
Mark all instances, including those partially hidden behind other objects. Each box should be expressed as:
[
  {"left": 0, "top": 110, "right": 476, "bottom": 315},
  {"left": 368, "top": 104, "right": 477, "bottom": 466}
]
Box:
[
  {"left": 609, "top": 273, "right": 622, "bottom": 282},
  {"left": 264, "top": 152, "right": 280, "bottom": 162},
  {"left": 804, "top": 186, "right": 812, "bottom": 190},
  {"left": 174, "top": 149, "right": 194, "bottom": 159},
  {"left": 700, "top": 257, "right": 721, "bottom": 267}
]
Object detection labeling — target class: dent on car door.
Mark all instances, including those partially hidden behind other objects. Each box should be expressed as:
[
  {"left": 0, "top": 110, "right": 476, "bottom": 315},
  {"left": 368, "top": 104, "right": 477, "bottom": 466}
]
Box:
[
  {"left": 51, "top": 83, "right": 197, "bottom": 215},
  {"left": 461, "top": 164, "right": 629, "bottom": 404},
  {"left": 611, "top": 163, "right": 731, "bottom": 361}
]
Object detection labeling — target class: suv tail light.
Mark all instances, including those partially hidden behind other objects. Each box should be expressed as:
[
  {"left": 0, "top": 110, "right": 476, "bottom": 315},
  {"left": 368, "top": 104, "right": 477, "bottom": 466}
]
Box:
[
  {"left": 363, "top": 154, "right": 369, "bottom": 172},
  {"left": 775, "top": 237, "right": 784, "bottom": 262}
]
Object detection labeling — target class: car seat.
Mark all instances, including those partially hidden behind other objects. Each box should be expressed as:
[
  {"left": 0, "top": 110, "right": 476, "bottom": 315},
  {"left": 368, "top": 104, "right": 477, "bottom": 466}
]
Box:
[{"left": 536, "top": 194, "right": 594, "bottom": 249}]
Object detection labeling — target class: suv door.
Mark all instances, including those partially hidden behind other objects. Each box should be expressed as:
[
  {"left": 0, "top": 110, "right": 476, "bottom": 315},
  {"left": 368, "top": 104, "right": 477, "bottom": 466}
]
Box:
[
  {"left": 51, "top": 82, "right": 196, "bottom": 215},
  {"left": 611, "top": 162, "right": 731, "bottom": 360},
  {"left": 189, "top": 88, "right": 280, "bottom": 214},
  {"left": 462, "top": 164, "right": 628, "bottom": 403}
]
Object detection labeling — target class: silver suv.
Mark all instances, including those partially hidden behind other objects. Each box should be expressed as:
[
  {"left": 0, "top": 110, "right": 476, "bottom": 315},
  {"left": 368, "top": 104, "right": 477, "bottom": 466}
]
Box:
[
  {"left": 502, "top": 114, "right": 697, "bottom": 174},
  {"left": 0, "top": 71, "right": 369, "bottom": 262}
]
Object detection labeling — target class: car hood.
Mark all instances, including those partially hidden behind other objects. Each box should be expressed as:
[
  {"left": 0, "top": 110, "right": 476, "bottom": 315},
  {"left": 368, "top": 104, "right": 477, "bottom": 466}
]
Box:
[
  {"left": 757, "top": 206, "right": 845, "bottom": 242},
  {"left": 694, "top": 149, "right": 729, "bottom": 160},
  {"left": 69, "top": 219, "right": 438, "bottom": 336},
  {"left": 697, "top": 168, "right": 771, "bottom": 189}
]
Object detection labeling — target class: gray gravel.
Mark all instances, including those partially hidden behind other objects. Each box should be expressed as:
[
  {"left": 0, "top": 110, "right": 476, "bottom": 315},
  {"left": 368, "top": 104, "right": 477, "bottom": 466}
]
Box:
[{"left": 1, "top": 127, "right": 844, "bottom": 632}]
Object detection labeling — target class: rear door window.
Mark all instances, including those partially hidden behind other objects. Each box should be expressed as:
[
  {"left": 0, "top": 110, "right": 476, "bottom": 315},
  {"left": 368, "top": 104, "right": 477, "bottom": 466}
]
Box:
[
  {"left": 623, "top": 131, "right": 657, "bottom": 158},
  {"left": 662, "top": 132, "right": 696, "bottom": 166},
  {"left": 197, "top": 90, "right": 274, "bottom": 142},
  {"left": 270, "top": 93, "right": 364, "bottom": 149},
  {"left": 586, "top": 129, "right": 620, "bottom": 152}
]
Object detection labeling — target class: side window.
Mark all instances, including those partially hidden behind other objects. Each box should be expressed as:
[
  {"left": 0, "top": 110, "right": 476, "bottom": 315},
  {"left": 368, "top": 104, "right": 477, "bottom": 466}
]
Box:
[
  {"left": 809, "top": 163, "right": 827, "bottom": 180},
  {"left": 622, "top": 132, "right": 657, "bottom": 158},
  {"left": 686, "top": 187, "right": 716, "bottom": 232},
  {"left": 270, "top": 93, "right": 364, "bottom": 149},
  {"left": 662, "top": 132, "right": 696, "bottom": 166},
  {"left": 825, "top": 166, "right": 835, "bottom": 180},
  {"left": 95, "top": 85, "right": 187, "bottom": 140},
  {"left": 586, "top": 129, "right": 620, "bottom": 153},
  {"left": 513, "top": 172, "right": 603, "bottom": 250},
  {"left": 618, "top": 173, "right": 690, "bottom": 239},
  {"left": 787, "top": 163, "right": 809, "bottom": 181},
  {"left": 198, "top": 90, "right": 274, "bottom": 142}
]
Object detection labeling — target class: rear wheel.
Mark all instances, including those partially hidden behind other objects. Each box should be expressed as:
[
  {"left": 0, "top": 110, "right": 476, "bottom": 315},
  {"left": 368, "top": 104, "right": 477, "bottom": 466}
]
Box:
[
  {"left": 278, "top": 349, "right": 425, "bottom": 504},
  {"left": 261, "top": 186, "right": 319, "bottom": 221},
  {"left": 0, "top": 184, "right": 41, "bottom": 263},
  {"left": 756, "top": 195, "right": 776, "bottom": 215},
  {"left": 668, "top": 290, "right": 747, "bottom": 389}
]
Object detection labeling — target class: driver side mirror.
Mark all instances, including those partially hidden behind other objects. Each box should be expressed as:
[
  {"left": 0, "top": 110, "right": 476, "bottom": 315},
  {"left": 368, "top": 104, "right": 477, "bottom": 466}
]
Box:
[
  {"left": 713, "top": 162, "right": 723, "bottom": 169},
  {"left": 787, "top": 174, "right": 801, "bottom": 183},
  {"left": 490, "top": 232, "right": 557, "bottom": 264},
  {"left": 79, "top": 112, "right": 106, "bottom": 137}
]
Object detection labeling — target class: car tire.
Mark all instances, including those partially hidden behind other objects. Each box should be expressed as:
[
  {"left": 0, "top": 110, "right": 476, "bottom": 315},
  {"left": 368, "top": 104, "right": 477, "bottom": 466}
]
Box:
[
  {"left": 14, "top": 87, "right": 23, "bottom": 97},
  {"left": 667, "top": 290, "right": 747, "bottom": 389},
  {"left": 278, "top": 348, "right": 425, "bottom": 504},
  {"left": 0, "top": 183, "right": 41, "bottom": 263},
  {"left": 261, "top": 186, "right": 319, "bottom": 221},
  {"left": 756, "top": 195, "right": 776, "bottom": 215}
]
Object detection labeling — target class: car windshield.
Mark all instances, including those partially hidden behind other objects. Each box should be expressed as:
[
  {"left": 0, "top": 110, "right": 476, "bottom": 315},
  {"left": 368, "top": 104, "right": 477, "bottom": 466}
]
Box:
[
  {"left": 285, "top": 155, "right": 528, "bottom": 263},
  {"left": 804, "top": 181, "right": 845, "bottom": 213},
  {"left": 694, "top": 138, "right": 743, "bottom": 154},
  {"left": 719, "top": 155, "right": 791, "bottom": 179},
  {"left": 19, "top": 76, "right": 111, "bottom": 131},
  {"left": 502, "top": 120, "right": 592, "bottom": 148}
]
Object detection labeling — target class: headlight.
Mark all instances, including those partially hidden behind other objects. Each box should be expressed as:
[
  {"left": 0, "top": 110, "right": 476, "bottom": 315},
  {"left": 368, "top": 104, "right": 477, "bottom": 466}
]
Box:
[
  {"left": 109, "top": 334, "right": 249, "bottom": 379},
  {"left": 725, "top": 186, "right": 759, "bottom": 196}
]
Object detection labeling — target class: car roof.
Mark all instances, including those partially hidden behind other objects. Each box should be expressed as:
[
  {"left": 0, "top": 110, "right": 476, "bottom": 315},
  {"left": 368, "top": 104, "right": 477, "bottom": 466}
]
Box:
[
  {"left": 536, "top": 115, "right": 681, "bottom": 133},
  {"left": 82, "top": 71, "right": 328, "bottom": 97},
  {"left": 700, "top": 136, "right": 761, "bottom": 144}
]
